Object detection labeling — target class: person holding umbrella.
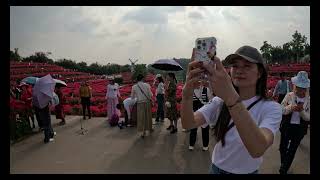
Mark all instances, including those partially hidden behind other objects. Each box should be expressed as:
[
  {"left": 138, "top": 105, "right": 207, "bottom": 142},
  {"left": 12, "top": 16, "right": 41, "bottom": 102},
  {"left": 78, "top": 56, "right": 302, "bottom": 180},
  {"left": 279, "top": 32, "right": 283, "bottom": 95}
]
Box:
[
  {"left": 165, "top": 72, "right": 179, "bottom": 134},
  {"left": 21, "top": 76, "right": 43, "bottom": 131},
  {"left": 32, "top": 74, "right": 57, "bottom": 143},
  {"left": 150, "top": 59, "right": 183, "bottom": 132}
]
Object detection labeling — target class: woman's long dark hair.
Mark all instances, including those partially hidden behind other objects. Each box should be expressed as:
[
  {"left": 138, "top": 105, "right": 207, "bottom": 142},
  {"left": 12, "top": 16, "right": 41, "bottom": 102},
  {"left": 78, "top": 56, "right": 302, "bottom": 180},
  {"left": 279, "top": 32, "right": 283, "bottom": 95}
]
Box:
[
  {"left": 213, "top": 63, "right": 269, "bottom": 146},
  {"left": 157, "top": 76, "right": 164, "bottom": 83},
  {"left": 168, "top": 73, "right": 177, "bottom": 83}
]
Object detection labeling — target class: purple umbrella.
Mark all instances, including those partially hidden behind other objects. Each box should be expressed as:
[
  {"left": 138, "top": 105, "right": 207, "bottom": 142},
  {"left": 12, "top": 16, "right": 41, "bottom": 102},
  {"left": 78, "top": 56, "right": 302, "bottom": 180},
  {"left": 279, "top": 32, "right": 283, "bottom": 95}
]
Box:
[
  {"left": 32, "top": 74, "right": 56, "bottom": 109},
  {"left": 151, "top": 59, "right": 184, "bottom": 71}
]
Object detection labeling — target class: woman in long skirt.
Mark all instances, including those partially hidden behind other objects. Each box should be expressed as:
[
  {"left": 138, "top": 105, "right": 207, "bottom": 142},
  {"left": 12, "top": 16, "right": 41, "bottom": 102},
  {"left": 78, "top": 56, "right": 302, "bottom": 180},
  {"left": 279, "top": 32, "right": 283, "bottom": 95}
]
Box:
[
  {"left": 131, "top": 74, "right": 153, "bottom": 137},
  {"left": 106, "top": 77, "right": 121, "bottom": 121}
]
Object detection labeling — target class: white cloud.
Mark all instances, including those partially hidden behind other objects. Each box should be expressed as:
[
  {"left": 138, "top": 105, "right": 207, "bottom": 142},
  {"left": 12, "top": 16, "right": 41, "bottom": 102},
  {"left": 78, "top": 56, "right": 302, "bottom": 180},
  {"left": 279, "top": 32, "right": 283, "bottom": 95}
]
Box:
[
  {"left": 188, "top": 11, "right": 204, "bottom": 19},
  {"left": 10, "top": 6, "right": 310, "bottom": 65}
]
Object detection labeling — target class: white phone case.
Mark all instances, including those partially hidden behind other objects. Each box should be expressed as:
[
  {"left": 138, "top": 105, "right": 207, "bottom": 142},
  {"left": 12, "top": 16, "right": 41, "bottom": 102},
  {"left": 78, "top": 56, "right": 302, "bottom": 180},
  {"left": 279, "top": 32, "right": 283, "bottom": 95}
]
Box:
[{"left": 194, "top": 37, "right": 217, "bottom": 61}]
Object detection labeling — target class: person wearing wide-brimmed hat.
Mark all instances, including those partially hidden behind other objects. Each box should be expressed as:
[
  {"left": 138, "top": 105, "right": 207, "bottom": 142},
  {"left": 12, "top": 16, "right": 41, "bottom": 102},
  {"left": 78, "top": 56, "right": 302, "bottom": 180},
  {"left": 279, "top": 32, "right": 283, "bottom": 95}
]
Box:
[
  {"left": 278, "top": 71, "right": 310, "bottom": 174},
  {"left": 181, "top": 45, "right": 282, "bottom": 174}
]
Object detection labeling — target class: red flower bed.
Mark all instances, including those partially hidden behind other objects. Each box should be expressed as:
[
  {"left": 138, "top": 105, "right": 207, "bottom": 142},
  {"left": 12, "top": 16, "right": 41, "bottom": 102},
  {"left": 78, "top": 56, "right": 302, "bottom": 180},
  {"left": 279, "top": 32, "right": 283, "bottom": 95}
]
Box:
[
  {"left": 10, "top": 98, "right": 28, "bottom": 112},
  {"left": 10, "top": 61, "right": 310, "bottom": 118}
]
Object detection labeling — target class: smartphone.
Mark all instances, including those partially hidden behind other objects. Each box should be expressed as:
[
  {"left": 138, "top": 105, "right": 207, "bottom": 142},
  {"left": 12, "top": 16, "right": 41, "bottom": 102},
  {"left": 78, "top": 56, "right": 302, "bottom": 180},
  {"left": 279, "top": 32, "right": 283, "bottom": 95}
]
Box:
[{"left": 194, "top": 37, "right": 217, "bottom": 61}]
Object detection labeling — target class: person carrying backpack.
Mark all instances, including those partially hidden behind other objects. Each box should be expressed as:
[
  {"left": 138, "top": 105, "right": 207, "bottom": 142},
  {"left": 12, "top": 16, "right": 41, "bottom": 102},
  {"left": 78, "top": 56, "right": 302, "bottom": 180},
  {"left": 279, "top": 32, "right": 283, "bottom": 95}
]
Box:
[{"left": 188, "top": 82, "right": 213, "bottom": 151}]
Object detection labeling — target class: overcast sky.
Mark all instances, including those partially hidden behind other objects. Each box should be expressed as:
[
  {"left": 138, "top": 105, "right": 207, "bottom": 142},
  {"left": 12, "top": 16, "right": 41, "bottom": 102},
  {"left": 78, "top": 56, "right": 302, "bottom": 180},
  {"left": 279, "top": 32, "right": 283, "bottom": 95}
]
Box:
[{"left": 10, "top": 6, "right": 310, "bottom": 65}]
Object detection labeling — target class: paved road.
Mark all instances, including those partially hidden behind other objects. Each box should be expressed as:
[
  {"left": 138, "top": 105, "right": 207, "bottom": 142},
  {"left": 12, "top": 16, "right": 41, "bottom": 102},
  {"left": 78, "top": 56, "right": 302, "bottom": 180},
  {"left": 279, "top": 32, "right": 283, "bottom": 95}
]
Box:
[{"left": 10, "top": 115, "right": 309, "bottom": 174}]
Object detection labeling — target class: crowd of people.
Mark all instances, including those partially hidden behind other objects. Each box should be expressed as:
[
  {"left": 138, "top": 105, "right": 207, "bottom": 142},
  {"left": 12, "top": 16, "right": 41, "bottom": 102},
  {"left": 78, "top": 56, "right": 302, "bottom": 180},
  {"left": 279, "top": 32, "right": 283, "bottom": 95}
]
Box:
[{"left": 10, "top": 45, "right": 310, "bottom": 174}]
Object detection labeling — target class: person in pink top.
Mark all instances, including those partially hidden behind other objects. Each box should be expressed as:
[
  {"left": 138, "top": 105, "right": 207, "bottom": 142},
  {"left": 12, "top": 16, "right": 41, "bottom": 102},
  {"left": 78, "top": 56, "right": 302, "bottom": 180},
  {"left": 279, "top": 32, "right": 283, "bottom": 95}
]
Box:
[{"left": 106, "top": 77, "right": 121, "bottom": 121}]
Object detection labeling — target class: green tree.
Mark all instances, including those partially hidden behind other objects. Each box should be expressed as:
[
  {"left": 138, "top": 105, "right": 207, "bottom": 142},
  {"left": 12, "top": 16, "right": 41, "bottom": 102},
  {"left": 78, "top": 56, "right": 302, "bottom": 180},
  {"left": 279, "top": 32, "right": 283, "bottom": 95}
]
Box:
[
  {"left": 88, "top": 62, "right": 103, "bottom": 75},
  {"left": 132, "top": 64, "right": 147, "bottom": 81},
  {"left": 260, "top": 41, "right": 273, "bottom": 64},
  {"left": 105, "top": 64, "right": 121, "bottom": 75},
  {"left": 270, "top": 46, "right": 285, "bottom": 64},
  {"left": 23, "top": 52, "right": 54, "bottom": 64},
  {"left": 10, "top": 48, "right": 22, "bottom": 62},
  {"left": 77, "top": 61, "right": 88, "bottom": 72},
  {"left": 290, "top": 30, "right": 307, "bottom": 62},
  {"left": 303, "top": 43, "right": 310, "bottom": 57},
  {"left": 282, "top": 42, "right": 293, "bottom": 64},
  {"left": 120, "top": 64, "right": 131, "bottom": 72},
  {"left": 55, "top": 59, "right": 78, "bottom": 70}
]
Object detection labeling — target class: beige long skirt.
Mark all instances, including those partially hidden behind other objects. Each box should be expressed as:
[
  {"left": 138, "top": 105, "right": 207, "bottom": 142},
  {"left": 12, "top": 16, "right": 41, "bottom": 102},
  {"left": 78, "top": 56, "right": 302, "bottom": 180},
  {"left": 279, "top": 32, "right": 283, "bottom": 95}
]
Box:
[{"left": 136, "top": 101, "right": 152, "bottom": 132}]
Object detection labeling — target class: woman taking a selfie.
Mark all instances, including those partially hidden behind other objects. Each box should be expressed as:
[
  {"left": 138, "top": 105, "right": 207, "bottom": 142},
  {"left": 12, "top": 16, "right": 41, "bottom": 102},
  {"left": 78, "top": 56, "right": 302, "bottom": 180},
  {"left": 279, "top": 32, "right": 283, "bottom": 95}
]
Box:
[{"left": 181, "top": 45, "right": 282, "bottom": 174}]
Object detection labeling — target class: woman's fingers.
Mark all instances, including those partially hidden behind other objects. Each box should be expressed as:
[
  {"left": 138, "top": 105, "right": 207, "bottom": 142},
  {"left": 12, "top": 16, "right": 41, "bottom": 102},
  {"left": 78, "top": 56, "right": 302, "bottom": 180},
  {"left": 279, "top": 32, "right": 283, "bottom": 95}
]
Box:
[
  {"left": 187, "top": 68, "right": 205, "bottom": 80},
  {"left": 187, "top": 61, "right": 203, "bottom": 73},
  {"left": 187, "top": 76, "right": 202, "bottom": 87},
  {"left": 213, "top": 56, "right": 224, "bottom": 71},
  {"left": 190, "top": 48, "right": 196, "bottom": 62},
  {"left": 206, "top": 56, "right": 224, "bottom": 77},
  {"left": 202, "top": 61, "right": 215, "bottom": 76}
]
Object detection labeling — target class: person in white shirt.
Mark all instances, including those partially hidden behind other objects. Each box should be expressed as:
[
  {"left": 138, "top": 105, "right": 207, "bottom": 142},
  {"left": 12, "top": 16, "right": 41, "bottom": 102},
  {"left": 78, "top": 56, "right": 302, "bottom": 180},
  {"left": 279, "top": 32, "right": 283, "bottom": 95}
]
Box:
[
  {"left": 122, "top": 96, "right": 137, "bottom": 127},
  {"left": 188, "top": 81, "right": 214, "bottom": 151},
  {"left": 155, "top": 76, "right": 165, "bottom": 123},
  {"left": 131, "top": 74, "right": 153, "bottom": 138},
  {"left": 279, "top": 71, "right": 310, "bottom": 174},
  {"left": 181, "top": 46, "right": 282, "bottom": 174},
  {"left": 106, "top": 77, "right": 121, "bottom": 121},
  {"left": 153, "top": 74, "right": 162, "bottom": 88}
]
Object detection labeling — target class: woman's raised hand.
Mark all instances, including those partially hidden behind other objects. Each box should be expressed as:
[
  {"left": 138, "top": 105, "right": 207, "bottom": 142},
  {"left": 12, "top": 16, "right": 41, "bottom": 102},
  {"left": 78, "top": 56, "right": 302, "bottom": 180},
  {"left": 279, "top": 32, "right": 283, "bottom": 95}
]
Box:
[
  {"left": 183, "top": 48, "right": 206, "bottom": 96},
  {"left": 202, "top": 56, "right": 239, "bottom": 106}
]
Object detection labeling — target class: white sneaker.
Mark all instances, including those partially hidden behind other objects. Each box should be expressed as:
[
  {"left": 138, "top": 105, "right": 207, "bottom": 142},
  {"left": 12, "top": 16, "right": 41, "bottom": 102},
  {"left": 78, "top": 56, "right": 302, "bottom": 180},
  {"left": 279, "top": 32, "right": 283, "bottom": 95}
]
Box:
[
  {"left": 49, "top": 138, "right": 54, "bottom": 142},
  {"left": 202, "top": 147, "right": 209, "bottom": 151},
  {"left": 188, "top": 146, "right": 194, "bottom": 151},
  {"left": 53, "top": 132, "right": 57, "bottom": 136},
  {"left": 182, "top": 129, "right": 188, "bottom": 132}
]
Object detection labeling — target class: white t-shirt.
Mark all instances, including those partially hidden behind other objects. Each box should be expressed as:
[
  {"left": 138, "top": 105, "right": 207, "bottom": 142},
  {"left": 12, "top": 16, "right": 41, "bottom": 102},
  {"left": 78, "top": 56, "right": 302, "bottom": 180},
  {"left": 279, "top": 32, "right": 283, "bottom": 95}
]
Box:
[
  {"left": 106, "top": 83, "right": 120, "bottom": 98},
  {"left": 193, "top": 86, "right": 213, "bottom": 104},
  {"left": 197, "top": 96, "right": 282, "bottom": 174},
  {"left": 131, "top": 82, "right": 152, "bottom": 102},
  {"left": 156, "top": 82, "right": 165, "bottom": 95},
  {"left": 123, "top": 97, "right": 137, "bottom": 109},
  {"left": 290, "top": 97, "right": 305, "bottom": 124}
]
